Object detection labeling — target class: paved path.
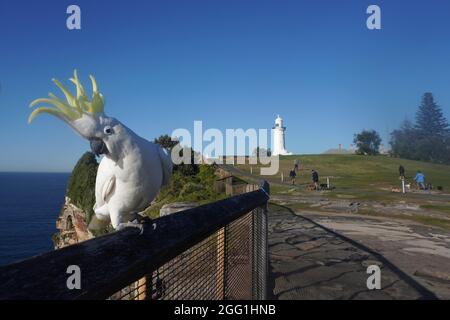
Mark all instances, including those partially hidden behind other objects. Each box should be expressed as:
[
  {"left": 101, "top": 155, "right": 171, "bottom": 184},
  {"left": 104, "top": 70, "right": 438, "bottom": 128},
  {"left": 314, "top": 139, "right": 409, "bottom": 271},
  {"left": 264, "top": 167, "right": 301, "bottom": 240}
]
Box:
[
  {"left": 267, "top": 203, "right": 439, "bottom": 300},
  {"left": 305, "top": 211, "right": 450, "bottom": 299}
]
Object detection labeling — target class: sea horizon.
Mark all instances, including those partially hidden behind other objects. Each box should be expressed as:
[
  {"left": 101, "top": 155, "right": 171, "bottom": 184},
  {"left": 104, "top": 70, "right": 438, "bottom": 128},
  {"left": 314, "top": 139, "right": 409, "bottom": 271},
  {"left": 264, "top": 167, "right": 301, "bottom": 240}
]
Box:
[{"left": 0, "top": 172, "right": 70, "bottom": 266}]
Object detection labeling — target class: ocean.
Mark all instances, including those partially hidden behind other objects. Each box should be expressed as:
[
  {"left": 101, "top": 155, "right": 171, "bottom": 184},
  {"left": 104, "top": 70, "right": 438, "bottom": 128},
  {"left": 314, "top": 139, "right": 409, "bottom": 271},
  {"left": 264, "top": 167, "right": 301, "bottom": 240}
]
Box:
[{"left": 0, "top": 172, "right": 70, "bottom": 266}]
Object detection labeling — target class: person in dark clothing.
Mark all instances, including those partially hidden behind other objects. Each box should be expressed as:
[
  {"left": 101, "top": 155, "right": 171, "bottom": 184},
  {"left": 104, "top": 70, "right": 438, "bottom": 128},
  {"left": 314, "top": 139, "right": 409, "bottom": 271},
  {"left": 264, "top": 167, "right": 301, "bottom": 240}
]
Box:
[
  {"left": 399, "top": 165, "right": 405, "bottom": 179},
  {"left": 311, "top": 170, "right": 319, "bottom": 190},
  {"left": 289, "top": 168, "right": 297, "bottom": 185}
]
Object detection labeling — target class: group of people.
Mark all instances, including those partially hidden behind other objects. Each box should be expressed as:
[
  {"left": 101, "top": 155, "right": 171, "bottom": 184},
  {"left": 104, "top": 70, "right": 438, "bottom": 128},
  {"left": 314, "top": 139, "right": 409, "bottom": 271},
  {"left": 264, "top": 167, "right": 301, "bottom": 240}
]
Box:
[
  {"left": 286, "top": 161, "right": 429, "bottom": 192},
  {"left": 399, "top": 165, "right": 428, "bottom": 190},
  {"left": 289, "top": 159, "right": 320, "bottom": 190}
]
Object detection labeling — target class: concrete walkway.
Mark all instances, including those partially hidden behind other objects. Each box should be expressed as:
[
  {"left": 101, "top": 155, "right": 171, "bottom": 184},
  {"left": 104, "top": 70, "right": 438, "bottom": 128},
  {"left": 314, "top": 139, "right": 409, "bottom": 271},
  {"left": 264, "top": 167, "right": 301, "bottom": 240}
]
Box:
[
  {"left": 305, "top": 211, "right": 450, "bottom": 299},
  {"left": 267, "top": 203, "right": 439, "bottom": 300}
]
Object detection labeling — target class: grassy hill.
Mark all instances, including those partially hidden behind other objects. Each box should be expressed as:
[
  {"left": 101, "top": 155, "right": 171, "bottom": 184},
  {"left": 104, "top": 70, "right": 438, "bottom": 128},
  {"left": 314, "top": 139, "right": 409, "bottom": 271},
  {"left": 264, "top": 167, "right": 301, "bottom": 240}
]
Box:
[
  {"left": 237, "top": 154, "right": 450, "bottom": 194},
  {"left": 233, "top": 154, "right": 450, "bottom": 230}
]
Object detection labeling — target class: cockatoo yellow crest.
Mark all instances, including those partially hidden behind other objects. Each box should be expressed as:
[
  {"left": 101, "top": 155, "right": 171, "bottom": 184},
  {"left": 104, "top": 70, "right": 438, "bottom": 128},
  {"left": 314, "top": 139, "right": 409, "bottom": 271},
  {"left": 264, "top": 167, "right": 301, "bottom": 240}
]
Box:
[
  {"left": 29, "top": 70, "right": 104, "bottom": 124},
  {"left": 29, "top": 70, "right": 172, "bottom": 230}
]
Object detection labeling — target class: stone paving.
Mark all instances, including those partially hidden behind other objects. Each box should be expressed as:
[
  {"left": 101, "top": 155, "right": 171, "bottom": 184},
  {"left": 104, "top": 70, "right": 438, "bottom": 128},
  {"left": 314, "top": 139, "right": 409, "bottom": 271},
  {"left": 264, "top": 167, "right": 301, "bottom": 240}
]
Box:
[
  {"left": 267, "top": 203, "right": 438, "bottom": 300},
  {"left": 306, "top": 212, "right": 450, "bottom": 299}
]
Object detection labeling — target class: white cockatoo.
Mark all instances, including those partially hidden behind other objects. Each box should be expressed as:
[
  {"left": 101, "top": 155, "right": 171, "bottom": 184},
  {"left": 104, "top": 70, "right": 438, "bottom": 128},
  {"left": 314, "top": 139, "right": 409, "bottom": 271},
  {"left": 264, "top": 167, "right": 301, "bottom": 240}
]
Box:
[{"left": 29, "top": 70, "right": 172, "bottom": 230}]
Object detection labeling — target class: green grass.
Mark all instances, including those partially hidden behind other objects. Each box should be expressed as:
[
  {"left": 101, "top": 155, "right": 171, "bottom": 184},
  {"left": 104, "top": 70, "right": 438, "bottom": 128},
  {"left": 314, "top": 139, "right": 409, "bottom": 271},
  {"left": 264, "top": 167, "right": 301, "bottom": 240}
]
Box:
[
  {"left": 269, "top": 184, "right": 293, "bottom": 194},
  {"left": 243, "top": 155, "right": 450, "bottom": 230},
  {"left": 239, "top": 154, "right": 450, "bottom": 196},
  {"left": 357, "top": 208, "right": 450, "bottom": 230}
]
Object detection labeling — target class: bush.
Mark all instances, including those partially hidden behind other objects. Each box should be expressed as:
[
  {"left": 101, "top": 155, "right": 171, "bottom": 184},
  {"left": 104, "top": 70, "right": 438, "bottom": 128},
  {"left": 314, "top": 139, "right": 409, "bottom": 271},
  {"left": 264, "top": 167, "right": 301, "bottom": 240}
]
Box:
[
  {"left": 66, "top": 152, "right": 98, "bottom": 223},
  {"left": 144, "top": 164, "right": 225, "bottom": 218}
]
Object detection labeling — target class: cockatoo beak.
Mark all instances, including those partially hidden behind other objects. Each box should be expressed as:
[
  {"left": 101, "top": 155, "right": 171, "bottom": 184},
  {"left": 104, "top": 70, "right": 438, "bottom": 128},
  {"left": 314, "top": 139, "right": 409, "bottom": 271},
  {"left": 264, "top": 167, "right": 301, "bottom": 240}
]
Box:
[{"left": 90, "top": 139, "right": 109, "bottom": 156}]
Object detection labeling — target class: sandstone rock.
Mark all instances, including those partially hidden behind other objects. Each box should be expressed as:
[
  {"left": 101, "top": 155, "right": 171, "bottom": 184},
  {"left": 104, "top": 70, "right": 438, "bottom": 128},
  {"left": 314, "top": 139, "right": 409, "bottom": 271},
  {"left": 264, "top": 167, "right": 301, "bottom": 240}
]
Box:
[{"left": 54, "top": 197, "right": 93, "bottom": 249}]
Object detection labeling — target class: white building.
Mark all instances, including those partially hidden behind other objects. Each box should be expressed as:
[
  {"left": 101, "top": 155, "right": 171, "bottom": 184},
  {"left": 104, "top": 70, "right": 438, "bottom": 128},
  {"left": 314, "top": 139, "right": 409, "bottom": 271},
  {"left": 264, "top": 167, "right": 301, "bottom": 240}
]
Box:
[{"left": 272, "top": 115, "right": 292, "bottom": 156}]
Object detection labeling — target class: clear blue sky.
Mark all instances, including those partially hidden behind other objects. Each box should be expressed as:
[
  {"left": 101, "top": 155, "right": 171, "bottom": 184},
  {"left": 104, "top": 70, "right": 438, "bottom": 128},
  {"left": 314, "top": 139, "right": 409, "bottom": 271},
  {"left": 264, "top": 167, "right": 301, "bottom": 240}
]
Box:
[{"left": 1, "top": 0, "right": 449, "bottom": 172}]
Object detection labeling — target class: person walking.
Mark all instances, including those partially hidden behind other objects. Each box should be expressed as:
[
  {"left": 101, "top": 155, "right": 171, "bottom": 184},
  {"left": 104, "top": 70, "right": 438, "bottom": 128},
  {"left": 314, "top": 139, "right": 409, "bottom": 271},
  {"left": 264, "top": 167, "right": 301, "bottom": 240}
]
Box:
[
  {"left": 311, "top": 169, "right": 319, "bottom": 190},
  {"left": 414, "top": 170, "right": 426, "bottom": 190},
  {"left": 399, "top": 165, "right": 405, "bottom": 180},
  {"left": 289, "top": 168, "right": 297, "bottom": 185}
]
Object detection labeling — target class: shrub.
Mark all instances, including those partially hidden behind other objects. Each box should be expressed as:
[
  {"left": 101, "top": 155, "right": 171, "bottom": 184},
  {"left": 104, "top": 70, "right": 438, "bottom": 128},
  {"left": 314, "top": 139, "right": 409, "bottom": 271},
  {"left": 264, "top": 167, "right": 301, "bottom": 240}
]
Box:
[
  {"left": 66, "top": 152, "right": 98, "bottom": 223},
  {"left": 144, "top": 164, "right": 225, "bottom": 218}
]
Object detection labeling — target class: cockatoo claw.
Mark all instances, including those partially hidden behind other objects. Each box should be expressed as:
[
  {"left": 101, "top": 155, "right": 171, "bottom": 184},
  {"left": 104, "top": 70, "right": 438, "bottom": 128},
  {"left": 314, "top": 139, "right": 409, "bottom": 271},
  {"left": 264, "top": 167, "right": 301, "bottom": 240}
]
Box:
[{"left": 116, "top": 220, "right": 144, "bottom": 235}]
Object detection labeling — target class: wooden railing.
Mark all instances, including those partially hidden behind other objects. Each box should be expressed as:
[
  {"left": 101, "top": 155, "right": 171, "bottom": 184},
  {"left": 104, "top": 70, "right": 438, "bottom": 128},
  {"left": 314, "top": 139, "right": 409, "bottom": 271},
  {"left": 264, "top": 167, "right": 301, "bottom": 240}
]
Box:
[{"left": 0, "top": 181, "right": 269, "bottom": 300}]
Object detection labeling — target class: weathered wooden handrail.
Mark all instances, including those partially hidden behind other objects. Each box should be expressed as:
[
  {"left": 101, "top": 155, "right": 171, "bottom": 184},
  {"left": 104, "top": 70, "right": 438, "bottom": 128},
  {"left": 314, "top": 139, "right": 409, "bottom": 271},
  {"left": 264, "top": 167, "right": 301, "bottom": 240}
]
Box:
[{"left": 0, "top": 186, "right": 269, "bottom": 300}]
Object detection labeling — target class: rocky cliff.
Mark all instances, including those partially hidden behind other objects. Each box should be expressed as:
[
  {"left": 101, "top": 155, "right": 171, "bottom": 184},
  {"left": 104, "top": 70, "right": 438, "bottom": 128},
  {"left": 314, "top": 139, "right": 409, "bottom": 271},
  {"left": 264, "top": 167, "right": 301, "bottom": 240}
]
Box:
[
  {"left": 54, "top": 197, "right": 92, "bottom": 249},
  {"left": 53, "top": 152, "right": 98, "bottom": 249}
]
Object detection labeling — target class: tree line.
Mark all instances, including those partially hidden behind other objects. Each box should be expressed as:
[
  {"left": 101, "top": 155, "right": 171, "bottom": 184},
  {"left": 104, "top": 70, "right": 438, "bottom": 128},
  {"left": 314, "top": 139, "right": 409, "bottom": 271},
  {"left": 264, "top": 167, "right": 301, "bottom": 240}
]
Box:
[
  {"left": 353, "top": 93, "right": 450, "bottom": 164},
  {"left": 390, "top": 93, "right": 450, "bottom": 164}
]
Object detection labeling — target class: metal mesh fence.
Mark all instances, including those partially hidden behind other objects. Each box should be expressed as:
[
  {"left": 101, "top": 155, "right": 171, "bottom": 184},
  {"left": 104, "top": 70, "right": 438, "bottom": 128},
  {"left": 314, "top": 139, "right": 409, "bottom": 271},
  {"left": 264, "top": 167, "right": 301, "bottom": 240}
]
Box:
[{"left": 110, "top": 205, "right": 267, "bottom": 300}]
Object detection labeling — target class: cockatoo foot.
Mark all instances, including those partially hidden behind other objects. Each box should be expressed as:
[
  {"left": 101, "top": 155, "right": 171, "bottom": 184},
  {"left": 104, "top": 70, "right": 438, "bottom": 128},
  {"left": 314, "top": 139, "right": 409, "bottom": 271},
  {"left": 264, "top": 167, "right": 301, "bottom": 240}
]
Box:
[
  {"left": 134, "top": 211, "right": 148, "bottom": 223},
  {"left": 116, "top": 220, "right": 144, "bottom": 235}
]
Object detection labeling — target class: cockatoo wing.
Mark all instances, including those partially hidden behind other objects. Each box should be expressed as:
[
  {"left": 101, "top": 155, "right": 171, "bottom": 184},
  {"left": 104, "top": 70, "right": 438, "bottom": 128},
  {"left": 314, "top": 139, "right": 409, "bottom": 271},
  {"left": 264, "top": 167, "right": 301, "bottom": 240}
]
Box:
[
  {"left": 93, "top": 175, "right": 115, "bottom": 217},
  {"left": 101, "top": 175, "right": 116, "bottom": 202},
  {"left": 89, "top": 163, "right": 116, "bottom": 232},
  {"left": 94, "top": 158, "right": 116, "bottom": 207},
  {"left": 158, "top": 146, "right": 173, "bottom": 187}
]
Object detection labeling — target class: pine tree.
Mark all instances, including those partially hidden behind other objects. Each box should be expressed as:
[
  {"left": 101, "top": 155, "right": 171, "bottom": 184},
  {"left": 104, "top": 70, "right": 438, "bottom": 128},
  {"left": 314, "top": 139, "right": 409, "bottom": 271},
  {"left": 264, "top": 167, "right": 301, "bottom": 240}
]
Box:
[
  {"left": 415, "top": 93, "right": 449, "bottom": 137},
  {"left": 390, "top": 93, "right": 450, "bottom": 164}
]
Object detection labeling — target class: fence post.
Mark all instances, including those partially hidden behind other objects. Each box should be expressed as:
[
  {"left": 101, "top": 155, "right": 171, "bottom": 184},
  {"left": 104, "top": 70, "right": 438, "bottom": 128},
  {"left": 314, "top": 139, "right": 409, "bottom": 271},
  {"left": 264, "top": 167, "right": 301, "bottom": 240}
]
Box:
[
  {"left": 261, "top": 204, "right": 268, "bottom": 299},
  {"left": 402, "top": 178, "right": 406, "bottom": 194},
  {"left": 225, "top": 176, "right": 233, "bottom": 196},
  {"left": 252, "top": 180, "right": 269, "bottom": 300},
  {"left": 252, "top": 208, "right": 257, "bottom": 299},
  {"left": 216, "top": 226, "right": 227, "bottom": 299},
  {"left": 136, "top": 277, "right": 146, "bottom": 300}
]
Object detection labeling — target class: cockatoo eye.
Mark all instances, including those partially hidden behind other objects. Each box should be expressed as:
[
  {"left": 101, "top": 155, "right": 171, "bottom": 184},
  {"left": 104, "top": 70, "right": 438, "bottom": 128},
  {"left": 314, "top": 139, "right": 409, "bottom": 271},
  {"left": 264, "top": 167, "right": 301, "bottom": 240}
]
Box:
[{"left": 104, "top": 126, "right": 113, "bottom": 135}]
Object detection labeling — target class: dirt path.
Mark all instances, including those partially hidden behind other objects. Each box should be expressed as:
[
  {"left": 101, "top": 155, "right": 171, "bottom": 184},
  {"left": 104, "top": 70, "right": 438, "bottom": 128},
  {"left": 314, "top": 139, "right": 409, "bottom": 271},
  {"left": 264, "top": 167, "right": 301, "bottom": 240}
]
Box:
[{"left": 268, "top": 203, "right": 441, "bottom": 300}]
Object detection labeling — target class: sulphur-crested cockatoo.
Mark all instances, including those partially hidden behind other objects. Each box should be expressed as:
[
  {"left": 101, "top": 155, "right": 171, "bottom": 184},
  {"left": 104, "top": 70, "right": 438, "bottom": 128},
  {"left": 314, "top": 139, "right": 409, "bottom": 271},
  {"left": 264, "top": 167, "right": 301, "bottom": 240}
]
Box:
[{"left": 29, "top": 70, "right": 172, "bottom": 230}]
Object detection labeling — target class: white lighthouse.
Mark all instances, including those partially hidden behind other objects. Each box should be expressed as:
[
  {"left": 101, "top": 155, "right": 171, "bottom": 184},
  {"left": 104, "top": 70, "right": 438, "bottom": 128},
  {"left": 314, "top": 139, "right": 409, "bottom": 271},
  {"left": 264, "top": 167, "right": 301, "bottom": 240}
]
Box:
[{"left": 272, "top": 115, "right": 292, "bottom": 156}]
